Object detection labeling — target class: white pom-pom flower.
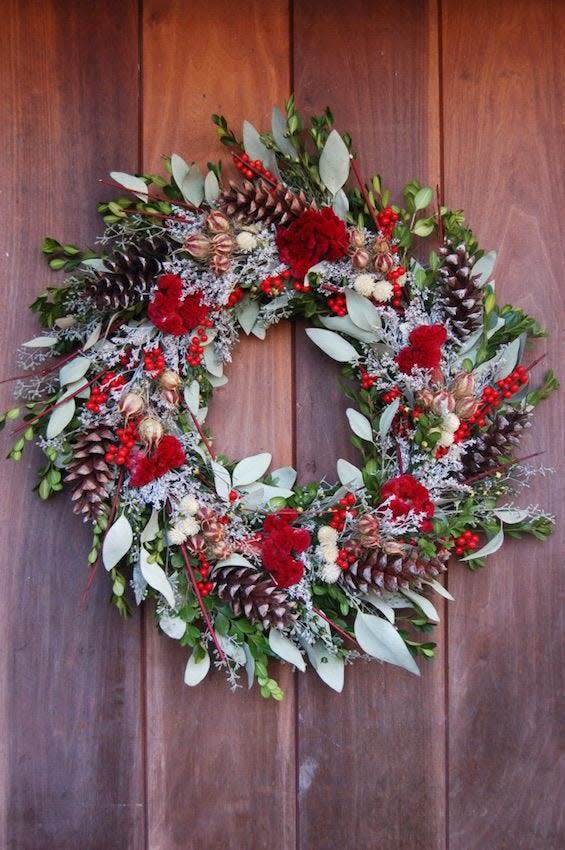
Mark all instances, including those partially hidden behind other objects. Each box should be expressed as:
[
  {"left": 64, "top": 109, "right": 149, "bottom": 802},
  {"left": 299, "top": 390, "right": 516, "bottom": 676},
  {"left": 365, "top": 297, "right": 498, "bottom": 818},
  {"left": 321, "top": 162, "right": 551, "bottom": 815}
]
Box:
[
  {"left": 319, "top": 561, "right": 341, "bottom": 584},
  {"left": 318, "top": 525, "right": 338, "bottom": 545},
  {"left": 236, "top": 231, "right": 258, "bottom": 253},
  {"left": 353, "top": 274, "right": 376, "bottom": 297},
  {"left": 179, "top": 495, "right": 200, "bottom": 515},
  {"left": 372, "top": 279, "right": 393, "bottom": 302}
]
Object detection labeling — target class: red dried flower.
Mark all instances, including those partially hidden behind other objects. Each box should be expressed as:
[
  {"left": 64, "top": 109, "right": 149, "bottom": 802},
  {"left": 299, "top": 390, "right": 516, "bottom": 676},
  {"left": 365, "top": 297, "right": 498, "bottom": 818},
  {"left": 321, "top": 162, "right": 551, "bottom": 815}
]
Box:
[
  {"left": 260, "top": 510, "right": 311, "bottom": 588},
  {"left": 129, "top": 435, "right": 185, "bottom": 487},
  {"left": 380, "top": 473, "right": 435, "bottom": 531},
  {"left": 275, "top": 207, "right": 349, "bottom": 279},
  {"left": 396, "top": 323, "right": 447, "bottom": 374},
  {"left": 148, "top": 274, "right": 209, "bottom": 336}
]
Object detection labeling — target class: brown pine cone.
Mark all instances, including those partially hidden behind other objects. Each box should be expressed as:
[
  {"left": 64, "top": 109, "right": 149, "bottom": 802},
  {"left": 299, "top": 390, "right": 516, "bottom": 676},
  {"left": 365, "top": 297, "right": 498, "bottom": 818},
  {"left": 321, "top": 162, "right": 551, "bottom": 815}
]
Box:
[
  {"left": 460, "top": 405, "right": 532, "bottom": 477},
  {"left": 218, "top": 179, "right": 316, "bottom": 228},
  {"left": 439, "top": 241, "right": 484, "bottom": 343},
  {"left": 64, "top": 427, "right": 116, "bottom": 522},
  {"left": 341, "top": 545, "right": 449, "bottom": 594},
  {"left": 86, "top": 234, "right": 169, "bottom": 311},
  {"left": 213, "top": 565, "right": 298, "bottom": 630}
]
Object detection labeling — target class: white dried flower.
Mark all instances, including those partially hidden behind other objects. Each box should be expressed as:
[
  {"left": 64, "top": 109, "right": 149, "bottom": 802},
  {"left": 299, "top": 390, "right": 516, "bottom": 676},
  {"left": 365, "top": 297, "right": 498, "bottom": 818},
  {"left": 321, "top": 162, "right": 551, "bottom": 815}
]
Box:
[
  {"left": 167, "top": 527, "right": 187, "bottom": 545},
  {"left": 179, "top": 495, "right": 200, "bottom": 515},
  {"left": 442, "top": 413, "right": 461, "bottom": 434},
  {"left": 319, "top": 561, "right": 341, "bottom": 584},
  {"left": 438, "top": 430, "right": 455, "bottom": 448},
  {"left": 177, "top": 516, "right": 200, "bottom": 537},
  {"left": 372, "top": 279, "right": 393, "bottom": 302},
  {"left": 318, "top": 525, "right": 338, "bottom": 545},
  {"left": 236, "top": 231, "right": 258, "bottom": 253},
  {"left": 353, "top": 273, "right": 376, "bottom": 297},
  {"left": 321, "top": 543, "right": 339, "bottom": 563}
]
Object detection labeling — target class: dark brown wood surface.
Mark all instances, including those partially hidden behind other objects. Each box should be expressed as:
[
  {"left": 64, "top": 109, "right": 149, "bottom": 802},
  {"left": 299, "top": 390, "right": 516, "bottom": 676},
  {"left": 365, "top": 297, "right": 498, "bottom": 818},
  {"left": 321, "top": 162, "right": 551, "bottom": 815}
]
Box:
[{"left": 1, "top": 1, "right": 563, "bottom": 848}]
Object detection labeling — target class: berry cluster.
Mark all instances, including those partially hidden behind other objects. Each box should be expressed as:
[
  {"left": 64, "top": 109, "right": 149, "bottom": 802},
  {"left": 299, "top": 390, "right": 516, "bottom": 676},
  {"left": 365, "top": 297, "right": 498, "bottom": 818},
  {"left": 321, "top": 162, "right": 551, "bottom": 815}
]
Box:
[
  {"left": 85, "top": 371, "right": 125, "bottom": 413},
  {"left": 328, "top": 492, "right": 357, "bottom": 531},
  {"left": 497, "top": 365, "right": 529, "bottom": 399},
  {"left": 336, "top": 547, "right": 357, "bottom": 571},
  {"left": 105, "top": 420, "right": 138, "bottom": 466},
  {"left": 327, "top": 292, "right": 347, "bottom": 316},
  {"left": 143, "top": 346, "right": 166, "bottom": 377},
  {"left": 359, "top": 368, "right": 377, "bottom": 390},
  {"left": 227, "top": 286, "right": 245, "bottom": 308},
  {"left": 386, "top": 266, "right": 406, "bottom": 309},
  {"left": 382, "top": 386, "right": 402, "bottom": 404},
  {"left": 452, "top": 529, "right": 480, "bottom": 557},
  {"left": 292, "top": 277, "right": 311, "bottom": 293},
  {"left": 233, "top": 152, "right": 276, "bottom": 184},
  {"left": 377, "top": 207, "right": 399, "bottom": 240},
  {"left": 186, "top": 328, "right": 208, "bottom": 367},
  {"left": 259, "top": 270, "right": 290, "bottom": 297},
  {"left": 119, "top": 346, "right": 137, "bottom": 368},
  {"left": 195, "top": 552, "right": 214, "bottom": 597}
]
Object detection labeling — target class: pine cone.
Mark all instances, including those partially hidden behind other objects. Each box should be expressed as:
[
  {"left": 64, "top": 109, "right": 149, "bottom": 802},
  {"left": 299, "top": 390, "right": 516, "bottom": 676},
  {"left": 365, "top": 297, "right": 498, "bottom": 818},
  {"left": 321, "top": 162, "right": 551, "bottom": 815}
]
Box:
[
  {"left": 218, "top": 179, "right": 316, "bottom": 227},
  {"left": 64, "top": 427, "right": 116, "bottom": 522},
  {"left": 342, "top": 545, "right": 449, "bottom": 594},
  {"left": 213, "top": 565, "right": 298, "bottom": 630},
  {"left": 460, "top": 406, "right": 532, "bottom": 477},
  {"left": 86, "top": 234, "right": 169, "bottom": 311},
  {"left": 439, "top": 241, "right": 484, "bottom": 343}
]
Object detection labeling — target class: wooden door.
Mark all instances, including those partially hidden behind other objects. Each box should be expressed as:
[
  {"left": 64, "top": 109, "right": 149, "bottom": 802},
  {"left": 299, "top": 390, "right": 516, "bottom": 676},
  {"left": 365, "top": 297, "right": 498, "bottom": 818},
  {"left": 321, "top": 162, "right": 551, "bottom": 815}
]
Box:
[{"left": 1, "top": 2, "right": 563, "bottom": 848}]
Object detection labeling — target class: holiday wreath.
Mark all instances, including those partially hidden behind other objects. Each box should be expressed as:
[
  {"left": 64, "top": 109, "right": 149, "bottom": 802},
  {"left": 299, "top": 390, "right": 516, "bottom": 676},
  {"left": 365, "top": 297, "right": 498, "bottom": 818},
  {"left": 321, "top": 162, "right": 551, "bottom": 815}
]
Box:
[{"left": 2, "top": 100, "right": 557, "bottom": 697}]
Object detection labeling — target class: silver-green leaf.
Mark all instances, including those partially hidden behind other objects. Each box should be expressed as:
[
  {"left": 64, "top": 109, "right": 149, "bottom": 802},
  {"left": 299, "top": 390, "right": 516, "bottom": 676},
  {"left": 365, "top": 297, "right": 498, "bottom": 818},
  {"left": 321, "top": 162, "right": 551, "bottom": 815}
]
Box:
[
  {"left": 305, "top": 328, "right": 359, "bottom": 362},
  {"left": 319, "top": 130, "right": 350, "bottom": 195},
  {"left": 346, "top": 408, "right": 373, "bottom": 441},
  {"left": 354, "top": 612, "right": 420, "bottom": 675},
  {"left": 184, "top": 649, "right": 210, "bottom": 686},
  {"left": 232, "top": 452, "right": 271, "bottom": 487},
  {"left": 102, "top": 514, "right": 133, "bottom": 571},
  {"left": 268, "top": 629, "right": 306, "bottom": 672}
]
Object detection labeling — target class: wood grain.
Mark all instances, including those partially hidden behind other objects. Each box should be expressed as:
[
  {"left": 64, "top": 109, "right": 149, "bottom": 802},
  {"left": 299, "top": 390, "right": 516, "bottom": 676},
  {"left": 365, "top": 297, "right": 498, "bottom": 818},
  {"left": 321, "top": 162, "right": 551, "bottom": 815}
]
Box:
[
  {"left": 442, "top": 2, "right": 565, "bottom": 847},
  {"left": 293, "top": 2, "right": 447, "bottom": 848},
  {"left": 141, "top": 3, "right": 296, "bottom": 849},
  {"left": 0, "top": 2, "right": 144, "bottom": 848}
]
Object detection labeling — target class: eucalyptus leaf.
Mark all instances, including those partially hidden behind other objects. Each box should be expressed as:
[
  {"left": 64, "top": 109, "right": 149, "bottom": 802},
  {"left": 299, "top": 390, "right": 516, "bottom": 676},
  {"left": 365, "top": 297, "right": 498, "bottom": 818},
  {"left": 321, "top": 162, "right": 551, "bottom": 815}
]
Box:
[
  {"left": 46, "top": 397, "right": 76, "bottom": 439},
  {"left": 268, "top": 629, "right": 306, "bottom": 672},
  {"left": 59, "top": 356, "right": 91, "bottom": 387},
  {"left": 235, "top": 296, "right": 260, "bottom": 334},
  {"left": 345, "top": 288, "right": 382, "bottom": 332},
  {"left": 204, "top": 170, "right": 220, "bottom": 204},
  {"left": 494, "top": 508, "right": 530, "bottom": 524},
  {"left": 363, "top": 592, "right": 395, "bottom": 623},
  {"left": 102, "top": 515, "right": 133, "bottom": 571},
  {"left": 218, "top": 635, "right": 246, "bottom": 666},
  {"left": 215, "top": 553, "right": 255, "bottom": 570},
  {"left": 243, "top": 644, "right": 255, "bottom": 689},
  {"left": 401, "top": 588, "right": 440, "bottom": 623},
  {"left": 140, "top": 509, "right": 160, "bottom": 544},
  {"left": 494, "top": 336, "right": 523, "bottom": 381},
  {"left": 242, "top": 120, "right": 280, "bottom": 180},
  {"left": 232, "top": 452, "right": 272, "bottom": 487},
  {"left": 208, "top": 374, "right": 228, "bottom": 388},
  {"left": 203, "top": 344, "right": 223, "bottom": 377},
  {"left": 22, "top": 336, "right": 57, "bottom": 348},
  {"left": 184, "top": 649, "right": 210, "bottom": 686},
  {"left": 139, "top": 546, "right": 176, "bottom": 608},
  {"left": 82, "top": 323, "right": 102, "bottom": 352},
  {"left": 250, "top": 321, "right": 267, "bottom": 340},
  {"left": 303, "top": 641, "right": 344, "bottom": 692},
  {"left": 422, "top": 579, "right": 454, "bottom": 601},
  {"left": 170, "top": 153, "right": 189, "bottom": 190},
  {"left": 319, "top": 314, "right": 381, "bottom": 344},
  {"left": 181, "top": 164, "right": 204, "bottom": 207},
  {"left": 159, "top": 614, "right": 186, "bottom": 640},
  {"left": 473, "top": 250, "right": 496, "bottom": 285},
  {"left": 183, "top": 380, "right": 200, "bottom": 415},
  {"left": 319, "top": 130, "right": 350, "bottom": 195},
  {"left": 332, "top": 188, "right": 349, "bottom": 220},
  {"left": 305, "top": 328, "right": 359, "bottom": 362},
  {"left": 379, "top": 397, "right": 401, "bottom": 448},
  {"left": 109, "top": 171, "right": 148, "bottom": 201},
  {"left": 270, "top": 466, "right": 297, "bottom": 489},
  {"left": 354, "top": 612, "right": 420, "bottom": 675},
  {"left": 346, "top": 408, "right": 373, "bottom": 441},
  {"left": 271, "top": 106, "right": 295, "bottom": 158},
  {"left": 336, "top": 458, "right": 364, "bottom": 491},
  {"left": 210, "top": 460, "right": 231, "bottom": 500},
  {"left": 462, "top": 525, "right": 504, "bottom": 561}
]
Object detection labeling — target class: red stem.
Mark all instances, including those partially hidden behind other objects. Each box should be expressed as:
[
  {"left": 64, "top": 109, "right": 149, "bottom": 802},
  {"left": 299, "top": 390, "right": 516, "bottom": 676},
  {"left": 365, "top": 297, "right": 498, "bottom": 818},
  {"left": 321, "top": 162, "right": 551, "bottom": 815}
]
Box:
[
  {"left": 180, "top": 545, "right": 227, "bottom": 664},
  {"left": 525, "top": 353, "right": 547, "bottom": 372},
  {"left": 464, "top": 451, "right": 545, "bottom": 485},
  {"left": 12, "top": 368, "right": 110, "bottom": 433},
  {"left": 185, "top": 405, "right": 217, "bottom": 461},
  {"left": 312, "top": 606, "right": 363, "bottom": 652},
  {"left": 0, "top": 346, "right": 82, "bottom": 386},
  {"left": 349, "top": 155, "right": 381, "bottom": 232},
  {"left": 231, "top": 153, "right": 278, "bottom": 188},
  {"left": 80, "top": 469, "right": 124, "bottom": 606}
]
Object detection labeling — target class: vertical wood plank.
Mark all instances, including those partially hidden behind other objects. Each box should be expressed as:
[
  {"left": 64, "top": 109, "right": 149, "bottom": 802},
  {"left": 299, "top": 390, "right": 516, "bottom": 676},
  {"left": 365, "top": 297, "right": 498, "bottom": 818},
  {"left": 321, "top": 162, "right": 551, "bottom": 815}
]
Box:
[
  {"left": 442, "top": 2, "right": 565, "bottom": 847},
  {"left": 293, "top": 2, "right": 447, "bottom": 848},
  {"left": 0, "top": 2, "right": 144, "bottom": 848},
  {"left": 141, "top": 3, "right": 296, "bottom": 849}
]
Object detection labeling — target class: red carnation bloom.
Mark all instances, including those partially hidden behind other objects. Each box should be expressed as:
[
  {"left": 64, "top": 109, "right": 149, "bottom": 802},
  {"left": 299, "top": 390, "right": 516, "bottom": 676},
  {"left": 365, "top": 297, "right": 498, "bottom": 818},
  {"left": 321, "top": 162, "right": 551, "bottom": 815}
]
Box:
[
  {"left": 148, "top": 274, "right": 210, "bottom": 336},
  {"left": 129, "top": 435, "right": 185, "bottom": 487},
  {"left": 380, "top": 473, "right": 435, "bottom": 531},
  {"left": 261, "top": 511, "right": 311, "bottom": 588},
  {"left": 396, "top": 323, "right": 447, "bottom": 374},
  {"left": 275, "top": 207, "right": 349, "bottom": 278}
]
